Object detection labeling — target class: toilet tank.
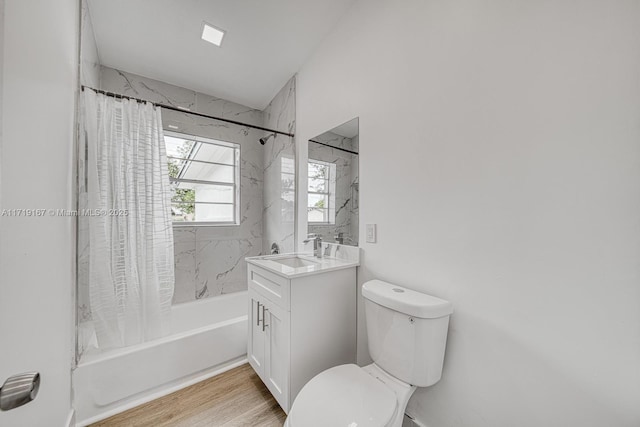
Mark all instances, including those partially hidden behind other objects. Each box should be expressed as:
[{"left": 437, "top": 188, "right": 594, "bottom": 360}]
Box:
[{"left": 362, "top": 280, "right": 453, "bottom": 387}]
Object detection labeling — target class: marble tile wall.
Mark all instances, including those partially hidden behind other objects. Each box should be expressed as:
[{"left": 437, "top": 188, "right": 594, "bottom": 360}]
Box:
[
  {"left": 262, "top": 76, "right": 297, "bottom": 254},
  {"left": 308, "top": 133, "right": 359, "bottom": 246},
  {"left": 349, "top": 134, "right": 360, "bottom": 246},
  {"left": 78, "top": 67, "right": 297, "bottom": 308},
  {"left": 312, "top": 131, "right": 358, "bottom": 153},
  {"left": 349, "top": 152, "right": 359, "bottom": 246},
  {"left": 351, "top": 135, "right": 360, "bottom": 154},
  {"left": 80, "top": 0, "right": 99, "bottom": 88},
  {"left": 75, "top": 67, "right": 266, "bottom": 310},
  {"left": 162, "top": 107, "right": 266, "bottom": 303},
  {"left": 100, "top": 66, "right": 264, "bottom": 128}
]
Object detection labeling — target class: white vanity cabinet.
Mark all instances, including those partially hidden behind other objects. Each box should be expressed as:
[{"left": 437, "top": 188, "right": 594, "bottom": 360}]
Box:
[
  {"left": 246, "top": 259, "right": 357, "bottom": 413},
  {"left": 248, "top": 285, "right": 290, "bottom": 408}
]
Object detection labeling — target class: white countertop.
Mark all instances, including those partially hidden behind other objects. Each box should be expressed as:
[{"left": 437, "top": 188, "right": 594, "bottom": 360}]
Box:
[{"left": 245, "top": 253, "right": 359, "bottom": 279}]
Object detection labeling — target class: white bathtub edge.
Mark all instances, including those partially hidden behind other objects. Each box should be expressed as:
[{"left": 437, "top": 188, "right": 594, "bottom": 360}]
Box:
[
  {"left": 78, "top": 315, "right": 247, "bottom": 367},
  {"left": 75, "top": 357, "right": 248, "bottom": 427}
]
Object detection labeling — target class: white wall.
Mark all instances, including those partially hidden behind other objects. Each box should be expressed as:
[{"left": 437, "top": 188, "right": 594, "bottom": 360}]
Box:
[
  {"left": 0, "top": 0, "right": 78, "bottom": 425},
  {"left": 296, "top": 1, "right": 640, "bottom": 426}
]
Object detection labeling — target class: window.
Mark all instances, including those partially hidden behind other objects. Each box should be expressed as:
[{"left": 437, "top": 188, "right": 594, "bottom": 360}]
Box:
[
  {"left": 165, "top": 131, "right": 240, "bottom": 225},
  {"left": 307, "top": 159, "right": 336, "bottom": 224}
]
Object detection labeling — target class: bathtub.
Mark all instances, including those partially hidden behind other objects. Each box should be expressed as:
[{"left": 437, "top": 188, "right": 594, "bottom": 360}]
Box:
[{"left": 73, "top": 292, "right": 248, "bottom": 426}]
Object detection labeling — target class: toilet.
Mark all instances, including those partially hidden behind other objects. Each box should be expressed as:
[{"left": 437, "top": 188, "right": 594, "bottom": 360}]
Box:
[{"left": 284, "top": 279, "right": 453, "bottom": 427}]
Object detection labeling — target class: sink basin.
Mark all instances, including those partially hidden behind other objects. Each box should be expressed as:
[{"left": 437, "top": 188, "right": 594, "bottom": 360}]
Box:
[
  {"left": 271, "top": 256, "right": 319, "bottom": 268},
  {"left": 246, "top": 251, "right": 359, "bottom": 279}
]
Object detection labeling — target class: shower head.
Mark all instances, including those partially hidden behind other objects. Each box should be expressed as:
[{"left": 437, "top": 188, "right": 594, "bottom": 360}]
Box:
[{"left": 259, "top": 133, "right": 276, "bottom": 145}]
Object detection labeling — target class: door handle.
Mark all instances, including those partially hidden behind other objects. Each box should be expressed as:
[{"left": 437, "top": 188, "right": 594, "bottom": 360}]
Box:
[
  {"left": 262, "top": 305, "right": 268, "bottom": 331},
  {"left": 0, "top": 372, "right": 40, "bottom": 411},
  {"left": 256, "top": 301, "right": 261, "bottom": 326}
]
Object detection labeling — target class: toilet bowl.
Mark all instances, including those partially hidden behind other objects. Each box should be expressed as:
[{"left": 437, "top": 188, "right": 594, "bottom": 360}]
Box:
[
  {"left": 285, "top": 280, "right": 453, "bottom": 427},
  {"left": 284, "top": 363, "right": 415, "bottom": 427}
]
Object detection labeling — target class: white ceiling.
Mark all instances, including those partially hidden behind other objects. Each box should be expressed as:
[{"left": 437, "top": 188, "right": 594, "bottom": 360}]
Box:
[{"left": 87, "top": 0, "right": 356, "bottom": 110}]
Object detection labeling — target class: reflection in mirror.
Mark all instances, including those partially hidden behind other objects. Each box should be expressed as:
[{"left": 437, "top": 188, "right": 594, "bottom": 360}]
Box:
[{"left": 308, "top": 118, "right": 359, "bottom": 246}]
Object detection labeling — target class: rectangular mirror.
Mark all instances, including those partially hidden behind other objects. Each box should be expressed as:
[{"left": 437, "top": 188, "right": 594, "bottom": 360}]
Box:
[{"left": 307, "top": 118, "right": 359, "bottom": 246}]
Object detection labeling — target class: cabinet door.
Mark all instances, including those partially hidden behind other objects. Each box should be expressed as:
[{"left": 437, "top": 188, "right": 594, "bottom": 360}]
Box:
[
  {"left": 264, "top": 299, "right": 290, "bottom": 413},
  {"left": 247, "top": 290, "right": 265, "bottom": 378}
]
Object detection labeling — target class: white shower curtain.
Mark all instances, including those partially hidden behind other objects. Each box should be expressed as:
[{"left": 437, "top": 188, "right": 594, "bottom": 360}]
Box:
[{"left": 81, "top": 88, "right": 174, "bottom": 349}]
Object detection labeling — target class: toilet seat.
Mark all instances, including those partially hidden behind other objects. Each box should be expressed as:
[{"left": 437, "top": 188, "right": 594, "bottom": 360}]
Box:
[{"left": 287, "top": 364, "right": 397, "bottom": 427}]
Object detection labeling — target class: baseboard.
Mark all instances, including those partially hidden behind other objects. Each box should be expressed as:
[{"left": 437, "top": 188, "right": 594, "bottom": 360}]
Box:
[{"left": 75, "top": 357, "right": 247, "bottom": 426}]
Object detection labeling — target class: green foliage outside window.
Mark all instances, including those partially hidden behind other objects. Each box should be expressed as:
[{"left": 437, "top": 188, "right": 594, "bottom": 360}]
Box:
[{"left": 168, "top": 140, "right": 196, "bottom": 216}]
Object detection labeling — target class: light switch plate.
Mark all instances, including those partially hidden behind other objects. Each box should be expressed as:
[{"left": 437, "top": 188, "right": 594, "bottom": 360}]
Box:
[{"left": 366, "top": 224, "right": 377, "bottom": 243}]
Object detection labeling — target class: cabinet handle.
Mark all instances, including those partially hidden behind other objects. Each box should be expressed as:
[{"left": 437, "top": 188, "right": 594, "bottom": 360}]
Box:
[
  {"left": 262, "top": 304, "right": 268, "bottom": 331},
  {"left": 256, "top": 301, "right": 261, "bottom": 326}
]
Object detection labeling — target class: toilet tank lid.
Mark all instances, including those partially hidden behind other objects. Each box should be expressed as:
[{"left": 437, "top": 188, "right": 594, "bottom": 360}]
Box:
[{"left": 362, "top": 280, "right": 453, "bottom": 319}]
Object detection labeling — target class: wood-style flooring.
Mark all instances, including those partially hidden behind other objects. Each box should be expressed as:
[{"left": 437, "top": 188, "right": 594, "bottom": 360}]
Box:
[{"left": 91, "top": 363, "right": 287, "bottom": 427}]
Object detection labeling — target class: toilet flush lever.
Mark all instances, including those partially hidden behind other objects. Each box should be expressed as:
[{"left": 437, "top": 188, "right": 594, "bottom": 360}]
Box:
[{"left": 0, "top": 372, "right": 40, "bottom": 411}]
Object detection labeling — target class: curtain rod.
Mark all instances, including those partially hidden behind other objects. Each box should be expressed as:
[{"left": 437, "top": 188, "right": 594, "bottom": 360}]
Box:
[
  {"left": 81, "top": 86, "right": 295, "bottom": 138},
  {"left": 309, "top": 139, "right": 359, "bottom": 156}
]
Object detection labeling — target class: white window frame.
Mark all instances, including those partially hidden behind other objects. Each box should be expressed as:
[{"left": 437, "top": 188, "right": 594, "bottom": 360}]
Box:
[
  {"left": 307, "top": 159, "right": 336, "bottom": 225},
  {"left": 165, "top": 130, "right": 240, "bottom": 227}
]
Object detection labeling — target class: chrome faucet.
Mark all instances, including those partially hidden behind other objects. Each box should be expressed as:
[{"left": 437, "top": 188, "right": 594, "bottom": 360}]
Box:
[{"left": 303, "top": 234, "right": 323, "bottom": 258}]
